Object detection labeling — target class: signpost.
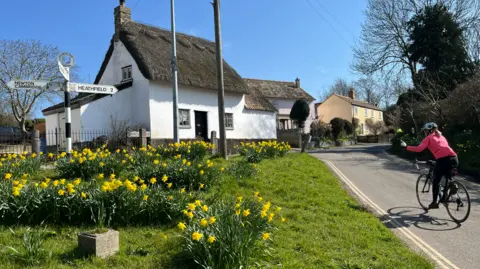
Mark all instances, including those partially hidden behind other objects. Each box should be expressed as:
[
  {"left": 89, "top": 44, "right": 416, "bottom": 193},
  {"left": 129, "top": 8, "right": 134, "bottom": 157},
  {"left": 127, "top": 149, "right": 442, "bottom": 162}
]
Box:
[
  {"left": 6, "top": 52, "right": 119, "bottom": 156},
  {"left": 7, "top": 80, "right": 49, "bottom": 89},
  {"left": 69, "top": 83, "right": 118, "bottom": 94}
]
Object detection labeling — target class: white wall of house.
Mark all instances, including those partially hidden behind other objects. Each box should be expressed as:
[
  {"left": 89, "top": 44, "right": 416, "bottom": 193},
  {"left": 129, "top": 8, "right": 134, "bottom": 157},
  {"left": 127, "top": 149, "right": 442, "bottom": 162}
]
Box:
[
  {"left": 45, "top": 108, "right": 81, "bottom": 146},
  {"left": 268, "top": 98, "right": 315, "bottom": 134},
  {"left": 86, "top": 40, "right": 151, "bottom": 128},
  {"left": 149, "top": 81, "right": 277, "bottom": 140}
]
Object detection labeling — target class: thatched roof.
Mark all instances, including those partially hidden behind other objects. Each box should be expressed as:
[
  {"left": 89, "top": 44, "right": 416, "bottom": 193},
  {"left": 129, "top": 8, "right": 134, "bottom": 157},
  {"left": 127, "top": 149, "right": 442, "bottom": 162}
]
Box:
[
  {"left": 95, "top": 21, "right": 248, "bottom": 94},
  {"left": 334, "top": 94, "right": 382, "bottom": 110},
  {"left": 42, "top": 81, "right": 133, "bottom": 115},
  {"left": 243, "top": 79, "right": 315, "bottom": 101}
]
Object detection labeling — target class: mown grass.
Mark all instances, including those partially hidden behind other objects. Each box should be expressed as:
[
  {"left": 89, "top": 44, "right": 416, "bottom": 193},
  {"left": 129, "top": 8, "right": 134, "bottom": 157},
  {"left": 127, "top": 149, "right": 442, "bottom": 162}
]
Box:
[
  {"left": 0, "top": 153, "right": 433, "bottom": 268},
  {"left": 207, "top": 153, "right": 434, "bottom": 269}
]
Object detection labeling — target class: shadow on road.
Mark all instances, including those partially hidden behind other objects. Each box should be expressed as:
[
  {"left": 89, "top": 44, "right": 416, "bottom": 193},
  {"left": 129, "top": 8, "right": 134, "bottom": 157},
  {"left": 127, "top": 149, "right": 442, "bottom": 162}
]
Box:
[
  {"left": 380, "top": 206, "right": 461, "bottom": 231},
  {"left": 307, "top": 144, "right": 390, "bottom": 155}
]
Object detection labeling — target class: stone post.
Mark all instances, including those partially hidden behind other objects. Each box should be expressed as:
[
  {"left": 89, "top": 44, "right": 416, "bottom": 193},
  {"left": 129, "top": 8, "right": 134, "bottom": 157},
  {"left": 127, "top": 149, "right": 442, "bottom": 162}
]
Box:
[
  {"left": 210, "top": 131, "right": 218, "bottom": 155},
  {"left": 140, "top": 128, "right": 147, "bottom": 148},
  {"left": 31, "top": 129, "right": 40, "bottom": 156}
]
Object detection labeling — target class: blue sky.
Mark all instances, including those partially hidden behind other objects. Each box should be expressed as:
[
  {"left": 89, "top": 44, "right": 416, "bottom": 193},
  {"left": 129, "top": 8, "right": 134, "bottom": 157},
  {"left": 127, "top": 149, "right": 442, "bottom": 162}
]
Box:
[{"left": 0, "top": 0, "right": 366, "bottom": 118}]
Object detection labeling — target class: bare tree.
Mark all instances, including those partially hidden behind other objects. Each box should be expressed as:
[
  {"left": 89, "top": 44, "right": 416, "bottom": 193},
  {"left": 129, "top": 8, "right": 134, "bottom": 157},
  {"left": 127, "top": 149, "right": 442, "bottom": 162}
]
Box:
[
  {"left": 353, "top": 76, "right": 381, "bottom": 105},
  {"left": 320, "top": 78, "right": 351, "bottom": 101},
  {"left": 0, "top": 40, "right": 64, "bottom": 133},
  {"left": 353, "top": 0, "right": 480, "bottom": 87}
]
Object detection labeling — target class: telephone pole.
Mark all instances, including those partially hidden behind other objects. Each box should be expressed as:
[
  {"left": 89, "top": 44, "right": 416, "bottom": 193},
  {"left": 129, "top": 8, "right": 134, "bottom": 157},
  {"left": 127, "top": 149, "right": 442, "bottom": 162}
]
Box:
[
  {"left": 171, "top": 0, "right": 180, "bottom": 142},
  {"left": 213, "top": 0, "right": 227, "bottom": 159}
]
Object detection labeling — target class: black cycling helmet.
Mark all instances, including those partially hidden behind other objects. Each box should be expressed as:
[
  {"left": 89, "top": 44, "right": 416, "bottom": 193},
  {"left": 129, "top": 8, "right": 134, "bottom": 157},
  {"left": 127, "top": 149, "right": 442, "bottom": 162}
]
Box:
[{"left": 421, "top": 122, "right": 438, "bottom": 131}]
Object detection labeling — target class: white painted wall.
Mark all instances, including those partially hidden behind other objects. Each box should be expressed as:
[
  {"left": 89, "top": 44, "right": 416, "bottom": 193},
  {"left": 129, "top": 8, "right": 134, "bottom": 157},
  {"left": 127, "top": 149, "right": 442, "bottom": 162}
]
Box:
[
  {"left": 81, "top": 40, "right": 150, "bottom": 132},
  {"left": 45, "top": 108, "right": 81, "bottom": 146},
  {"left": 268, "top": 98, "right": 315, "bottom": 133},
  {"left": 149, "top": 81, "right": 276, "bottom": 139}
]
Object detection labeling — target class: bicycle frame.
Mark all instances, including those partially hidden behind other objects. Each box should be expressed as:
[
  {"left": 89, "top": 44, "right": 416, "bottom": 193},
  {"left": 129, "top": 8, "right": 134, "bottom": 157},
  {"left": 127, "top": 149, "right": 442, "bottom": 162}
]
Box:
[{"left": 414, "top": 158, "right": 456, "bottom": 203}]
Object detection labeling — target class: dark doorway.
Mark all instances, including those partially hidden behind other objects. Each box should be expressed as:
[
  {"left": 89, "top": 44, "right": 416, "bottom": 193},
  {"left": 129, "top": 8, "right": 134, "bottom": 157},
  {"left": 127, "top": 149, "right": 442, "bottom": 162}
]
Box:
[{"left": 194, "top": 111, "right": 208, "bottom": 141}]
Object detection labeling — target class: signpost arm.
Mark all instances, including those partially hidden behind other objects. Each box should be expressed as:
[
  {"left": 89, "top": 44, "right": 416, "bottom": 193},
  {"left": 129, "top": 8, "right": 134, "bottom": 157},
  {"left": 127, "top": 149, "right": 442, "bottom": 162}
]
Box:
[{"left": 64, "top": 76, "right": 72, "bottom": 155}]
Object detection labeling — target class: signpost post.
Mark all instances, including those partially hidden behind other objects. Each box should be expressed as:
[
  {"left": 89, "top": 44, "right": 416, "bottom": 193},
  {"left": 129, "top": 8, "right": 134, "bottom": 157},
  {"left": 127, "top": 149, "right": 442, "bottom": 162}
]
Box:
[{"left": 6, "top": 52, "right": 119, "bottom": 156}]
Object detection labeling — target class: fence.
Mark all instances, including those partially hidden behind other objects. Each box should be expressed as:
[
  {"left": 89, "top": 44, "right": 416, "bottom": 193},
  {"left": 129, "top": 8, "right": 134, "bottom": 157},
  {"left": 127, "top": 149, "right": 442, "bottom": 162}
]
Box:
[{"left": 0, "top": 128, "right": 151, "bottom": 155}]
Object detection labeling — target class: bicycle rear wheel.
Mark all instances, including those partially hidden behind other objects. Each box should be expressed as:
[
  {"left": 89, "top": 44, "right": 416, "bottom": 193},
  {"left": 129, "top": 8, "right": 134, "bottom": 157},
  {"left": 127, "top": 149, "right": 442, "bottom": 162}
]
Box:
[
  {"left": 445, "top": 180, "right": 471, "bottom": 223},
  {"left": 416, "top": 174, "right": 432, "bottom": 210}
]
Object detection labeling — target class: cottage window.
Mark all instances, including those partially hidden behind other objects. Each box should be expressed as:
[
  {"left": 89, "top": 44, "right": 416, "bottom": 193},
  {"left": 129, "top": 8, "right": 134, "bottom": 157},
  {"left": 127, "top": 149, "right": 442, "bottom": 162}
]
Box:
[
  {"left": 371, "top": 110, "right": 374, "bottom": 118},
  {"left": 364, "top": 108, "right": 368, "bottom": 117},
  {"left": 122, "top": 65, "right": 132, "bottom": 81},
  {"left": 179, "top": 109, "right": 190, "bottom": 128},
  {"left": 354, "top": 106, "right": 358, "bottom": 115},
  {"left": 225, "top": 113, "right": 234, "bottom": 130}
]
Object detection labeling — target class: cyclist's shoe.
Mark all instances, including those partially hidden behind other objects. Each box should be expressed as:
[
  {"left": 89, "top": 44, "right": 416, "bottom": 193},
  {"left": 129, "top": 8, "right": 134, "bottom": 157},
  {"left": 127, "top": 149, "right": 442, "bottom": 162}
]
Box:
[{"left": 428, "top": 202, "right": 439, "bottom": 209}]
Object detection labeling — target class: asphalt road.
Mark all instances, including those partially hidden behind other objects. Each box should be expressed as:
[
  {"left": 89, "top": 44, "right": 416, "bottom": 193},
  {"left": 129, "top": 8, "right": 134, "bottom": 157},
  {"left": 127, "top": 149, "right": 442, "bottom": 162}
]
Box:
[{"left": 310, "top": 145, "right": 480, "bottom": 269}]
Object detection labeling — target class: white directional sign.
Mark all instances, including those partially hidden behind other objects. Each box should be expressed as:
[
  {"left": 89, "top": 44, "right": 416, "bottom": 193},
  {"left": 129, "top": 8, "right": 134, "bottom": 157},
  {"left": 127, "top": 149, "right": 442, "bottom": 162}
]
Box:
[
  {"left": 58, "top": 52, "right": 74, "bottom": 81},
  {"left": 7, "top": 80, "right": 49, "bottom": 89},
  {"left": 68, "top": 83, "right": 118, "bottom": 94}
]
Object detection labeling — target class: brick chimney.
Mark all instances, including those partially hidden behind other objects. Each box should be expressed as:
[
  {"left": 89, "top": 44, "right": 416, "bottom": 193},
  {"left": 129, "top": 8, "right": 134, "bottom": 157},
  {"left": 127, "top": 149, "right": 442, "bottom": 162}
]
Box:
[
  {"left": 114, "top": 0, "right": 132, "bottom": 41},
  {"left": 348, "top": 88, "right": 356, "bottom": 100},
  {"left": 295, "top": 77, "right": 300, "bottom": 88}
]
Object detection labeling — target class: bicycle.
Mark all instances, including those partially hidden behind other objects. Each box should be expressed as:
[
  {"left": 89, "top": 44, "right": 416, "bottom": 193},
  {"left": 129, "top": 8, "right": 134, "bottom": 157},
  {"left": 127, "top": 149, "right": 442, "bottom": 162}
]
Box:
[{"left": 414, "top": 158, "right": 471, "bottom": 223}]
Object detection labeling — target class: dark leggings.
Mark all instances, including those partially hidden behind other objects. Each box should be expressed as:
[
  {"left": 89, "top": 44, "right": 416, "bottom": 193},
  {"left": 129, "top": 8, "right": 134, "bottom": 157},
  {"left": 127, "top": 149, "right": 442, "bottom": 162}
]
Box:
[{"left": 433, "top": 156, "right": 459, "bottom": 203}]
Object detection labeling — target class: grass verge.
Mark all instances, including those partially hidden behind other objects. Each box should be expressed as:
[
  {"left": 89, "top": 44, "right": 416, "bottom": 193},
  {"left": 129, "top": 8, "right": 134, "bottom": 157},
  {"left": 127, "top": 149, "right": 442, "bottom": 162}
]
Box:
[
  {"left": 207, "top": 153, "right": 434, "bottom": 269},
  {"left": 0, "top": 153, "right": 433, "bottom": 268}
]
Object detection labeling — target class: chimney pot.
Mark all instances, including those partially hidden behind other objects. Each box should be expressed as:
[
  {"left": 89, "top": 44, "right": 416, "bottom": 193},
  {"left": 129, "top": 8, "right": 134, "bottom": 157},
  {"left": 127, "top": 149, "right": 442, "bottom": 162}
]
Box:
[{"left": 295, "top": 77, "right": 300, "bottom": 88}]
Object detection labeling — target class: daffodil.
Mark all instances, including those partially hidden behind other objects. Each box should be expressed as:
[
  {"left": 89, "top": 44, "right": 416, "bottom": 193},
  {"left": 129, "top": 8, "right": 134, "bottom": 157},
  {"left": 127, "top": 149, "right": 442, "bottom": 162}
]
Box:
[
  {"left": 268, "top": 213, "right": 275, "bottom": 222},
  {"left": 195, "top": 200, "right": 202, "bottom": 206},
  {"left": 143, "top": 195, "right": 149, "bottom": 201},
  {"left": 199, "top": 183, "right": 205, "bottom": 189},
  {"left": 281, "top": 217, "right": 286, "bottom": 222},
  {"left": 153, "top": 160, "right": 159, "bottom": 165},
  {"left": 58, "top": 189, "right": 65, "bottom": 196},
  {"left": 202, "top": 205, "right": 208, "bottom": 212},
  {"left": 4, "top": 173, "right": 12, "bottom": 180},
  {"left": 81, "top": 192, "right": 87, "bottom": 199},
  {"left": 188, "top": 203, "right": 197, "bottom": 211},
  {"left": 200, "top": 218, "right": 208, "bottom": 227},
  {"left": 168, "top": 195, "right": 173, "bottom": 201},
  {"left": 186, "top": 211, "right": 194, "bottom": 219},
  {"left": 207, "top": 236, "right": 216, "bottom": 244},
  {"left": 53, "top": 180, "right": 59, "bottom": 187},
  {"left": 162, "top": 175, "right": 168, "bottom": 183},
  {"left": 243, "top": 209, "right": 251, "bottom": 217},
  {"left": 235, "top": 209, "right": 241, "bottom": 216},
  {"left": 150, "top": 177, "right": 157, "bottom": 184},
  {"left": 262, "top": 233, "right": 270, "bottom": 240},
  {"left": 191, "top": 232, "right": 203, "bottom": 241},
  {"left": 167, "top": 183, "right": 172, "bottom": 188},
  {"left": 73, "top": 178, "right": 81, "bottom": 185},
  {"left": 140, "top": 184, "right": 147, "bottom": 191},
  {"left": 180, "top": 188, "right": 186, "bottom": 194},
  {"left": 40, "top": 182, "right": 48, "bottom": 189}
]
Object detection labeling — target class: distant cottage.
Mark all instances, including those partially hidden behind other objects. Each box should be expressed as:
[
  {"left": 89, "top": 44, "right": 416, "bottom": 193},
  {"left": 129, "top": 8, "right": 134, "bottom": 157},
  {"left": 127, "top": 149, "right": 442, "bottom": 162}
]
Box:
[{"left": 42, "top": 2, "right": 315, "bottom": 152}]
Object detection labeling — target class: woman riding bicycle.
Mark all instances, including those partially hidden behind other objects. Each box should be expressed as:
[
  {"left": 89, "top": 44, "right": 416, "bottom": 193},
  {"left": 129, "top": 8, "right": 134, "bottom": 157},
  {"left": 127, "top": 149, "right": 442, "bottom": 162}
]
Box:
[{"left": 400, "top": 122, "right": 458, "bottom": 209}]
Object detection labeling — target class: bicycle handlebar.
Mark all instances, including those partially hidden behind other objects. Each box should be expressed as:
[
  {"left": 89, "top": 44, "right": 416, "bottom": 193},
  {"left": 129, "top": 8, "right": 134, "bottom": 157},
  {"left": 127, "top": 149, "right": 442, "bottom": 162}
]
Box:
[{"left": 413, "top": 158, "right": 424, "bottom": 170}]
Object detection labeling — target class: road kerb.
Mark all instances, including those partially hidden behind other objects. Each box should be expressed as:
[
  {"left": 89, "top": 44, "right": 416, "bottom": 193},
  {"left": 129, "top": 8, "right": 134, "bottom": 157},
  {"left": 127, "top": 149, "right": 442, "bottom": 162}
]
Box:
[{"left": 323, "top": 160, "right": 460, "bottom": 269}]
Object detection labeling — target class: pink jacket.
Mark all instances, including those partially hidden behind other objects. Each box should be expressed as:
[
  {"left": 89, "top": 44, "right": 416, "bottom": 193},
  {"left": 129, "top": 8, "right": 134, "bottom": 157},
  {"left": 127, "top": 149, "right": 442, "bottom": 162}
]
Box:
[{"left": 406, "top": 132, "right": 457, "bottom": 160}]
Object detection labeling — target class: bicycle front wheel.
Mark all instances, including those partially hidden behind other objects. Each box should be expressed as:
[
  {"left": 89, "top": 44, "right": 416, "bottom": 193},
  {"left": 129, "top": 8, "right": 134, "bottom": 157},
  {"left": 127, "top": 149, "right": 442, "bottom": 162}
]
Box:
[
  {"left": 416, "top": 174, "right": 432, "bottom": 210},
  {"left": 445, "top": 180, "right": 471, "bottom": 223}
]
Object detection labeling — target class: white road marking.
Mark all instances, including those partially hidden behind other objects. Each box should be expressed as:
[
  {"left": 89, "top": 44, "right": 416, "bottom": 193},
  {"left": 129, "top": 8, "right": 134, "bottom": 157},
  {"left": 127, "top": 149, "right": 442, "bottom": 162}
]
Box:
[{"left": 323, "top": 160, "right": 460, "bottom": 269}]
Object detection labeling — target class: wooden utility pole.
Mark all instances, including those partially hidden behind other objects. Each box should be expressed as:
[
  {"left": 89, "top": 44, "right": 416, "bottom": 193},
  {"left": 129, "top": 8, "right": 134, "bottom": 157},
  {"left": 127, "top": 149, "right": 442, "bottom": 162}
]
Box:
[{"left": 213, "top": 0, "right": 227, "bottom": 159}]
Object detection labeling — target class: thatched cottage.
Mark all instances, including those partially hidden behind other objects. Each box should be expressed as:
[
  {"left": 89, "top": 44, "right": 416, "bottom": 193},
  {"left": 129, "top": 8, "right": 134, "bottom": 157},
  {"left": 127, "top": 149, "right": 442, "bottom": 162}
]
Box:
[{"left": 42, "top": 2, "right": 314, "bottom": 150}]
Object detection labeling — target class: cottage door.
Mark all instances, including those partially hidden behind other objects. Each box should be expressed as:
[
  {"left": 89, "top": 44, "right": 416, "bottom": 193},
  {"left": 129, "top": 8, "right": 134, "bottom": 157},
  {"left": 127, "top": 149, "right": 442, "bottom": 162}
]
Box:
[{"left": 194, "top": 111, "right": 208, "bottom": 141}]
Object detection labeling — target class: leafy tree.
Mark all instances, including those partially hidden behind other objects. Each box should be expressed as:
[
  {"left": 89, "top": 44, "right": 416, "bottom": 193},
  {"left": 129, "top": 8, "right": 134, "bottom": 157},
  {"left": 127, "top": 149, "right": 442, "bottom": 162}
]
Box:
[
  {"left": 330, "top": 118, "right": 345, "bottom": 140},
  {"left": 408, "top": 3, "right": 475, "bottom": 92},
  {"left": 366, "top": 118, "right": 384, "bottom": 135},
  {"left": 289, "top": 100, "right": 310, "bottom": 129}
]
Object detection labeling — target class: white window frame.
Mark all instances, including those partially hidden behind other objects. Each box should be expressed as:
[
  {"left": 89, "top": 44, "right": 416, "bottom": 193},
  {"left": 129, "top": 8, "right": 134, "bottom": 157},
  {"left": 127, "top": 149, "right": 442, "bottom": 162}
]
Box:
[
  {"left": 354, "top": 106, "right": 358, "bottom": 115},
  {"left": 364, "top": 108, "right": 368, "bottom": 117},
  {"left": 225, "top": 113, "right": 234, "bottom": 130},
  {"left": 122, "top": 65, "right": 132, "bottom": 81},
  {"left": 371, "top": 110, "right": 374, "bottom": 118},
  {"left": 179, "top": 109, "right": 191, "bottom": 128}
]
